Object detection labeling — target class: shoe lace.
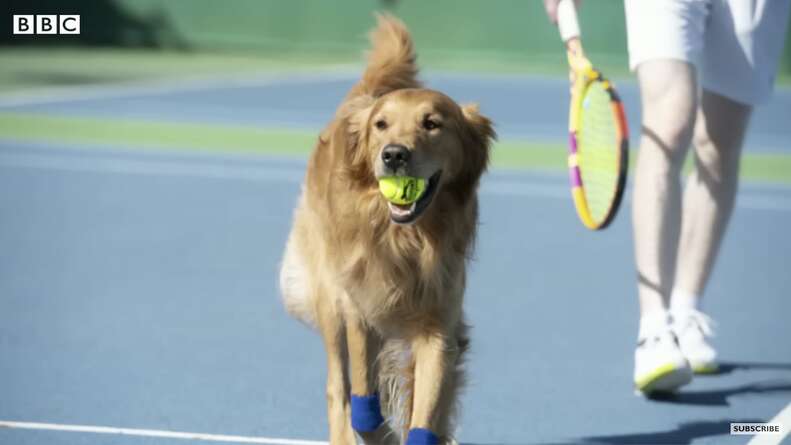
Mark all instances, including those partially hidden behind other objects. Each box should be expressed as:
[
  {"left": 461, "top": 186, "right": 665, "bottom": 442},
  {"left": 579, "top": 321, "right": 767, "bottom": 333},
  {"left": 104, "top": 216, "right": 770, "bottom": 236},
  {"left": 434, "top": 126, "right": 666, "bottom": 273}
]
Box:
[{"left": 683, "top": 309, "right": 717, "bottom": 338}]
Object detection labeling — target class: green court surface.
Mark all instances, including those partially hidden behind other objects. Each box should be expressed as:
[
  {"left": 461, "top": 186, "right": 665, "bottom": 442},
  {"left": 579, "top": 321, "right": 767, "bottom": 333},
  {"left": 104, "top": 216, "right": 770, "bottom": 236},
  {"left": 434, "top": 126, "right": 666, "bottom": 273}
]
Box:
[
  {"left": 0, "top": 48, "right": 357, "bottom": 93},
  {"left": 1, "top": 111, "right": 790, "bottom": 184}
]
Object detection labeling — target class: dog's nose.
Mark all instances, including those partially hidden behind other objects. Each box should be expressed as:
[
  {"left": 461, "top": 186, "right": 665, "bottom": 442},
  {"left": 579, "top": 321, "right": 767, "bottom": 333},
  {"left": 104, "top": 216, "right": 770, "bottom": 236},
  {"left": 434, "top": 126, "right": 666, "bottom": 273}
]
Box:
[{"left": 381, "top": 144, "right": 411, "bottom": 170}]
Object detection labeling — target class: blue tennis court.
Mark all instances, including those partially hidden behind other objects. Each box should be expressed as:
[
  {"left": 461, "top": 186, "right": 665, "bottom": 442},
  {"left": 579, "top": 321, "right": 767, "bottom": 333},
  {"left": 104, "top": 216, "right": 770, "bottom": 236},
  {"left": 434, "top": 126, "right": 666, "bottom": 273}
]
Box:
[{"left": 1, "top": 71, "right": 789, "bottom": 444}]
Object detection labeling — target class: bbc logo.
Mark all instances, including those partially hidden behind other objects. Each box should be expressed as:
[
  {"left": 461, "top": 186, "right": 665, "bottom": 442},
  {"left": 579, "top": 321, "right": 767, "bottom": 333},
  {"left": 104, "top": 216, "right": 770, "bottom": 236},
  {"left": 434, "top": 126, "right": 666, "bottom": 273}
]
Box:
[{"left": 12, "top": 15, "right": 80, "bottom": 35}]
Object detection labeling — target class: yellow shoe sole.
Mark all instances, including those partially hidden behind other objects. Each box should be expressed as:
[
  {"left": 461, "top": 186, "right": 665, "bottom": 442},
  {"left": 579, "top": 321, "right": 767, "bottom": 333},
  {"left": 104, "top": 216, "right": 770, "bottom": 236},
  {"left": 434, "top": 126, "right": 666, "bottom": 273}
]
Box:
[
  {"left": 635, "top": 362, "right": 693, "bottom": 394},
  {"left": 692, "top": 363, "right": 719, "bottom": 374}
]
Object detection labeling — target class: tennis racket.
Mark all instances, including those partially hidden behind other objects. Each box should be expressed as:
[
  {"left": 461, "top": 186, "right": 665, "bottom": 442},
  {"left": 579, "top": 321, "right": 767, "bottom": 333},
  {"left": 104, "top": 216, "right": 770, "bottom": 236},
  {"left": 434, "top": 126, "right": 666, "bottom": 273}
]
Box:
[{"left": 557, "top": 0, "right": 629, "bottom": 230}]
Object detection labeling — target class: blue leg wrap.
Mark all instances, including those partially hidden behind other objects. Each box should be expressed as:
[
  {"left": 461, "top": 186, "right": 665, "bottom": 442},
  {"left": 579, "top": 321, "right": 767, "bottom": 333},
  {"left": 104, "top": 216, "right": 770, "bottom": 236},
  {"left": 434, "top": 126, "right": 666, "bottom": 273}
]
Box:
[
  {"left": 406, "top": 428, "right": 440, "bottom": 445},
  {"left": 350, "top": 393, "right": 384, "bottom": 432}
]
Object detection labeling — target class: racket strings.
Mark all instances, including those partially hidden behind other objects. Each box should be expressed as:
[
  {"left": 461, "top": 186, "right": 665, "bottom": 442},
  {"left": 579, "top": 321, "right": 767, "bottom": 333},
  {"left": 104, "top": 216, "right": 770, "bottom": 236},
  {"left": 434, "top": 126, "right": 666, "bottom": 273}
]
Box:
[{"left": 577, "top": 81, "right": 620, "bottom": 223}]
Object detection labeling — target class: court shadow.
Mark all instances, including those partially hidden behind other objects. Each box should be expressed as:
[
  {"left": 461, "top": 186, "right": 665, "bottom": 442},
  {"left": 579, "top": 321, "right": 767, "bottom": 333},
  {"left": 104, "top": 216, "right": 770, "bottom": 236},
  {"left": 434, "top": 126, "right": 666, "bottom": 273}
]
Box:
[
  {"left": 707, "top": 360, "right": 791, "bottom": 376},
  {"left": 645, "top": 379, "right": 791, "bottom": 406},
  {"left": 462, "top": 443, "right": 511, "bottom": 445},
  {"left": 465, "top": 362, "right": 791, "bottom": 444},
  {"left": 563, "top": 418, "right": 764, "bottom": 445}
]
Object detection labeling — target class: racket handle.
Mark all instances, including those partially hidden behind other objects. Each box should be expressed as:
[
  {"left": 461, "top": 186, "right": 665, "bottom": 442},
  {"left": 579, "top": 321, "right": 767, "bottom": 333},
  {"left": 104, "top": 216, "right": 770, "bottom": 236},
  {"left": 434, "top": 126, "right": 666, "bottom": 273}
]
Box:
[{"left": 557, "top": 0, "right": 581, "bottom": 42}]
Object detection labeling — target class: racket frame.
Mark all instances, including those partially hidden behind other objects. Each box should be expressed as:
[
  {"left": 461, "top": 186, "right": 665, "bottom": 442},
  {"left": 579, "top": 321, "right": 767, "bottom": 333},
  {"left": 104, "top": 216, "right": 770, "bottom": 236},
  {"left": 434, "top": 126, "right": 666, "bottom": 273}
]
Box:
[
  {"left": 567, "top": 66, "right": 629, "bottom": 230},
  {"left": 558, "top": 0, "right": 629, "bottom": 230}
]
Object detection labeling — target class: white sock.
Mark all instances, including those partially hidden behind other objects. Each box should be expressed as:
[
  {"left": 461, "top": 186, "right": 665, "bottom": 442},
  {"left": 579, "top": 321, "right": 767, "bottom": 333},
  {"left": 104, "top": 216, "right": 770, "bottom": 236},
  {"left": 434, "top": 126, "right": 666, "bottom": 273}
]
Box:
[
  {"left": 639, "top": 309, "right": 670, "bottom": 339},
  {"left": 670, "top": 289, "right": 701, "bottom": 313}
]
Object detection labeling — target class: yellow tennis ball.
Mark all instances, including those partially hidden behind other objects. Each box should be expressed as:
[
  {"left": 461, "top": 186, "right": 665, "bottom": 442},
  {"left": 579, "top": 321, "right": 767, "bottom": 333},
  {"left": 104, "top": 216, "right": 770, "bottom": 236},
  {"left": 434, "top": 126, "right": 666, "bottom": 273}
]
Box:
[{"left": 378, "top": 176, "right": 426, "bottom": 205}]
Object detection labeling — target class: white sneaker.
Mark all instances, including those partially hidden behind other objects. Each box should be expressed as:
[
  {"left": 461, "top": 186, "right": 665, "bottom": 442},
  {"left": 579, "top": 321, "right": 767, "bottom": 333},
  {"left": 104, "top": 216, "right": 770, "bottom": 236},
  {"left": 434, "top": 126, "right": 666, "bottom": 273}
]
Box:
[
  {"left": 672, "top": 308, "right": 718, "bottom": 374},
  {"left": 634, "top": 319, "right": 693, "bottom": 394}
]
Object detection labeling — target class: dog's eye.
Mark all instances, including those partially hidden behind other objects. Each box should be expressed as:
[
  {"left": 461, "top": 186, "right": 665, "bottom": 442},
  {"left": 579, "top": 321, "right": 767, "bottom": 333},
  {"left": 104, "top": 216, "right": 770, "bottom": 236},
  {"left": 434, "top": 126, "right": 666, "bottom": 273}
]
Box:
[
  {"left": 375, "top": 119, "right": 388, "bottom": 130},
  {"left": 423, "top": 118, "right": 440, "bottom": 131}
]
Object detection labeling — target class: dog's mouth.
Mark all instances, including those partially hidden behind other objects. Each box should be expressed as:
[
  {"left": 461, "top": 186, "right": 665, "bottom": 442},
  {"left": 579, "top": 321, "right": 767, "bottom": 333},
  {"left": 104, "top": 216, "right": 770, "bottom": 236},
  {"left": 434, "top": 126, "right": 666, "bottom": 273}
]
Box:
[{"left": 387, "top": 171, "right": 442, "bottom": 225}]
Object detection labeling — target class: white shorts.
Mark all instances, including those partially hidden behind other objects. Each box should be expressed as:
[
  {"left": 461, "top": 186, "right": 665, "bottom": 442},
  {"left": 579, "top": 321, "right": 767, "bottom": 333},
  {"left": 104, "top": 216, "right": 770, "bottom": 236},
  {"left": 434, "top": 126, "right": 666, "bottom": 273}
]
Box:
[{"left": 625, "top": 0, "right": 791, "bottom": 105}]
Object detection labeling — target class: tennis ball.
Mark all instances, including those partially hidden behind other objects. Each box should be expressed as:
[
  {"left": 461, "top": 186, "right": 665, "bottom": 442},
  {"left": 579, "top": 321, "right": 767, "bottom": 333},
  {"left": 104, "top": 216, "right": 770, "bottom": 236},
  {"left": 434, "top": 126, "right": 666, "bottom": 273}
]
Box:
[{"left": 378, "top": 176, "right": 426, "bottom": 205}]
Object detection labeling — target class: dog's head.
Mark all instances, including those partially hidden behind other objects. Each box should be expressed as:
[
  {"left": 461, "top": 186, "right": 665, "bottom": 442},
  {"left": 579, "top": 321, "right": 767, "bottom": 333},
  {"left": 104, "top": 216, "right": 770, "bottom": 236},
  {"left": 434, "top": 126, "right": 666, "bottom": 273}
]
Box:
[{"left": 345, "top": 88, "right": 495, "bottom": 224}]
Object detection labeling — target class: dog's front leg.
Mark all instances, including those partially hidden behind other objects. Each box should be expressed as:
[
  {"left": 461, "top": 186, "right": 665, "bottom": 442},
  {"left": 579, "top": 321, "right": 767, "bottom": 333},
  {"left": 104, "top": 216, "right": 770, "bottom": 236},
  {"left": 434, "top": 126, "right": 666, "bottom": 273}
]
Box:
[
  {"left": 346, "top": 309, "right": 398, "bottom": 444},
  {"left": 408, "top": 329, "right": 459, "bottom": 444},
  {"left": 317, "top": 298, "right": 356, "bottom": 445}
]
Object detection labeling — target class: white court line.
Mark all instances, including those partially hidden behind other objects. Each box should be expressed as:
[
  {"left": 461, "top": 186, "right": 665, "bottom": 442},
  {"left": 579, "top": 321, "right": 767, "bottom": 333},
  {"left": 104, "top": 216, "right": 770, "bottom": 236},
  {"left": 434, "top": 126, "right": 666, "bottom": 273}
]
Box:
[
  {"left": 0, "top": 420, "right": 327, "bottom": 445},
  {"left": 747, "top": 402, "right": 791, "bottom": 445},
  {"left": 1, "top": 150, "right": 790, "bottom": 211},
  {"left": 0, "top": 69, "right": 356, "bottom": 108}
]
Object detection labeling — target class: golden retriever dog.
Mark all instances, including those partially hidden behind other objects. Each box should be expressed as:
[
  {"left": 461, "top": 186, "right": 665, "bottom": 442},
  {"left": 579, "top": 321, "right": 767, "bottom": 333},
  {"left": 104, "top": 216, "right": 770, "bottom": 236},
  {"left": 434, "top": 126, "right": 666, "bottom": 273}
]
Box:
[{"left": 279, "top": 15, "right": 494, "bottom": 445}]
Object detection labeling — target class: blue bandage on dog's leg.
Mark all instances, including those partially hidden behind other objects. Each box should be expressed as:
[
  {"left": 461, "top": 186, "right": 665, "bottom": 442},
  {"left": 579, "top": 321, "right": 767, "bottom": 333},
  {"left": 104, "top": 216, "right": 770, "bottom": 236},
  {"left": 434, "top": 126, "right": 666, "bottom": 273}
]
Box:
[
  {"left": 350, "top": 393, "right": 384, "bottom": 432},
  {"left": 406, "top": 428, "right": 440, "bottom": 445}
]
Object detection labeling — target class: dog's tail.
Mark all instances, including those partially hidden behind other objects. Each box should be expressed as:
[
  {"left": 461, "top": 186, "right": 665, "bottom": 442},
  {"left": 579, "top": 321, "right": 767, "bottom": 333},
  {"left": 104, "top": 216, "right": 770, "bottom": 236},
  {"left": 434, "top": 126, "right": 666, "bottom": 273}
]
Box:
[
  {"left": 349, "top": 14, "right": 420, "bottom": 99},
  {"left": 377, "top": 323, "right": 469, "bottom": 443}
]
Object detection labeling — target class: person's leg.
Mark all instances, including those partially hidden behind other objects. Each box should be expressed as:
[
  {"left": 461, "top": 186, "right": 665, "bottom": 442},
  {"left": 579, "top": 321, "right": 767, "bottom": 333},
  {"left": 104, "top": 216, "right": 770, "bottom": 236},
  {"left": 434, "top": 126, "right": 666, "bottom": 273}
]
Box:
[
  {"left": 666, "top": 0, "right": 787, "bottom": 374},
  {"left": 630, "top": 60, "right": 699, "bottom": 393},
  {"left": 668, "top": 90, "right": 751, "bottom": 373},
  {"left": 632, "top": 60, "right": 697, "bottom": 321},
  {"left": 673, "top": 90, "right": 751, "bottom": 301},
  {"left": 624, "top": 0, "right": 710, "bottom": 394},
  {"left": 676, "top": 0, "right": 776, "bottom": 301}
]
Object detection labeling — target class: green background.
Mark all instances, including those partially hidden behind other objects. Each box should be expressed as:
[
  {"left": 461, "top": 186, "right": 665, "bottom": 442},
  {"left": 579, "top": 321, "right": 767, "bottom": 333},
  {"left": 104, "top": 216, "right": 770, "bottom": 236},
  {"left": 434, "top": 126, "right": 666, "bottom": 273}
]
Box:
[
  {"left": 5, "top": 0, "right": 788, "bottom": 79},
  {"left": 104, "top": 0, "right": 790, "bottom": 78}
]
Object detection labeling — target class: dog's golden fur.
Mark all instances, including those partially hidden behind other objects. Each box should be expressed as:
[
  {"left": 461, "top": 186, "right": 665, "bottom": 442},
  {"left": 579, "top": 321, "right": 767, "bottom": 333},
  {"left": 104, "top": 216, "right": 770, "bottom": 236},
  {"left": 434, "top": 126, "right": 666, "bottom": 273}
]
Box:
[{"left": 280, "top": 15, "right": 494, "bottom": 444}]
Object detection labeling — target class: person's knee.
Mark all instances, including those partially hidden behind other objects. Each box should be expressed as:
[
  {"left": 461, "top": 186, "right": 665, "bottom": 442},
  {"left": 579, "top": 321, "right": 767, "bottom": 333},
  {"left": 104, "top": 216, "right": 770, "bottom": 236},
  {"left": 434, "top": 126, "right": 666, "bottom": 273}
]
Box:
[
  {"left": 692, "top": 128, "right": 740, "bottom": 188},
  {"left": 638, "top": 60, "right": 698, "bottom": 163},
  {"left": 641, "top": 94, "right": 697, "bottom": 163},
  {"left": 692, "top": 126, "right": 724, "bottom": 166},
  {"left": 691, "top": 91, "right": 751, "bottom": 185}
]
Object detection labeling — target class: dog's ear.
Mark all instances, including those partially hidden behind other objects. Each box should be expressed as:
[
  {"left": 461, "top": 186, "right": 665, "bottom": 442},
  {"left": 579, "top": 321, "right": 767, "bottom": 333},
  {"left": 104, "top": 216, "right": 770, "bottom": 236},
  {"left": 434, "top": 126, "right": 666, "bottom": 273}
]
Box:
[
  {"left": 343, "top": 95, "right": 375, "bottom": 142},
  {"left": 456, "top": 103, "right": 495, "bottom": 193},
  {"left": 334, "top": 95, "right": 376, "bottom": 184},
  {"left": 463, "top": 103, "right": 496, "bottom": 146}
]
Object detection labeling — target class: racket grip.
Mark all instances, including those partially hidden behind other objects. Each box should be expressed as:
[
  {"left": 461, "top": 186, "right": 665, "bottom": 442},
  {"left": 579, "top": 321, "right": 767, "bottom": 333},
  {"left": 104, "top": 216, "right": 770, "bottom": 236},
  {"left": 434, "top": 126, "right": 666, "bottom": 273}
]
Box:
[{"left": 557, "top": 0, "right": 581, "bottom": 42}]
